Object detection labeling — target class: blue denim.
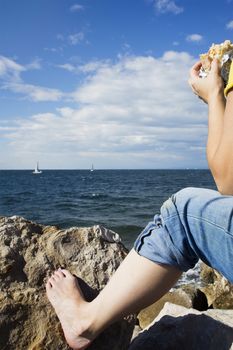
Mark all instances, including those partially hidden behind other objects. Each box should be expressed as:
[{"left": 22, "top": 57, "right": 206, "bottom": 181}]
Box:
[{"left": 134, "top": 187, "right": 233, "bottom": 283}]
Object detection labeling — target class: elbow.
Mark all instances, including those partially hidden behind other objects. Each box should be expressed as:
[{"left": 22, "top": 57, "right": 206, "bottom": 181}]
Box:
[
  {"left": 209, "top": 157, "right": 233, "bottom": 195},
  {"left": 213, "top": 173, "right": 233, "bottom": 196},
  {"left": 217, "top": 185, "right": 233, "bottom": 196},
  {"left": 216, "top": 184, "right": 233, "bottom": 196}
]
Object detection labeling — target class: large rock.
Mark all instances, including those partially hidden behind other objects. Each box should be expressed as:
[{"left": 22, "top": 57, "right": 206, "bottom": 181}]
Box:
[
  {"left": 137, "top": 284, "right": 208, "bottom": 329},
  {"left": 0, "top": 216, "right": 135, "bottom": 350},
  {"left": 130, "top": 302, "right": 233, "bottom": 349},
  {"left": 200, "top": 263, "right": 233, "bottom": 309}
]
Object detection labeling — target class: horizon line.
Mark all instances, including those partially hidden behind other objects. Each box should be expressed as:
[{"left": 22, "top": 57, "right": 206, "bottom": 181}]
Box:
[{"left": 0, "top": 168, "right": 209, "bottom": 171}]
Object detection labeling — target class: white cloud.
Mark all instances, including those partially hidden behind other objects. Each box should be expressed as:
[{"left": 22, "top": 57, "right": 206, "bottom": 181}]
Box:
[
  {"left": 153, "top": 0, "right": 183, "bottom": 14},
  {"left": 70, "top": 4, "right": 85, "bottom": 12},
  {"left": 57, "top": 63, "right": 76, "bottom": 72},
  {"left": 1, "top": 52, "right": 209, "bottom": 169},
  {"left": 68, "top": 32, "right": 85, "bottom": 45},
  {"left": 226, "top": 20, "right": 233, "bottom": 29},
  {"left": 25, "top": 59, "right": 42, "bottom": 70},
  {"left": 0, "top": 55, "right": 25, "bottom": 81},
  {"left": 3, "top": 82, "right": 64, "bottom": 102},
  {"left": 57, "top": 34, "right": 65, "bottom": 41},
  {"left": 44, "top": 46, "right": 63, "bottom": 53},
  {"left": 56, "top": 31, "right": 86, "bottom": 47},
  {"left": 186, "top": 34, "right": 203, "bottom": 43},
  {"left": 57, "top": 60, "right": 110, "bottom": 74},
  {"left": 0, "top": 55, "right": 64, "bottom": 102}
]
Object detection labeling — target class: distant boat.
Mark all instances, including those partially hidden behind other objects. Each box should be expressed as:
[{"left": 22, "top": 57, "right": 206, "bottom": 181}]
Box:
[
  {"left": 90, "top": 164, "right": 94, "bottom": 172},
  {"left": 33, "top": 162, "right": 42, "bottom": 174}
]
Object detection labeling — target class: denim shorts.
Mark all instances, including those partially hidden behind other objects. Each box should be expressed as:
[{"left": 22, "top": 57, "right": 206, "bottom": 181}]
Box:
[{"left": 134, "top": 187, "right": 233, "bottom": 283}]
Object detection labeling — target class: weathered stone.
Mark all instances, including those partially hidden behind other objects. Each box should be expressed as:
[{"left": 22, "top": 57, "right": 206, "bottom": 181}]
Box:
[
  {"left": 200, "top": 263, "right": 233, "bottom": 309},
  {"left": 131, "top": 325, "right": 143, "bottom": 342},
  {"left": 0, "top": 216, "right": 135, "bottom": 350},
  {"left": 130, "top": 303, "right": 233, "bottom": 350},
  {"left": 138, "top": 284, "right": 208, "bottom": 329},
  {"left": 200, "top": 262, "right": 215, "bottom": 284}
]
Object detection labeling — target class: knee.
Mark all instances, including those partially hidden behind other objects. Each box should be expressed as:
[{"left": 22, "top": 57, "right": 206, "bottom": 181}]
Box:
[
  {"left": 160, "top": 187, "right": 197, "bottom": 217},
  {"left": 174, "top": 186, "right": 219, "bottom": 202},
  {"left": 173, "top": 187, "right": 203, "bottom": 203},
  {"left": 161, "top": 187, "right": 220, "bottom": 220},
  {"left": 162, "top": 187, "right": 207, "bottom": 213},
  {"left": 169, "top": 187, "right": 220, "bottom": 214}
]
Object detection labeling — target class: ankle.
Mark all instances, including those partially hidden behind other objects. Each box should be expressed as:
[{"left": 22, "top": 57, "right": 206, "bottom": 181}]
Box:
[
  {"left": 78, "top": 301, "right": 102, "bottom": 340},
  {"left": 83, "top": 300, "right": 107, "bottom": 339}
]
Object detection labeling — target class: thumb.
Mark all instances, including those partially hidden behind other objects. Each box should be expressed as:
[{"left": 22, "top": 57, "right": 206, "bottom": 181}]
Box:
[{"left": 210, "top": 58, "right": 221, "bottom": 75}]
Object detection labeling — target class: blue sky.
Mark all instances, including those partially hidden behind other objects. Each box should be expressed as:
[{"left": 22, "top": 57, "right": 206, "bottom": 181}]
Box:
[{"left": 1, "top": 0, "right": 233, "bottom": 169}]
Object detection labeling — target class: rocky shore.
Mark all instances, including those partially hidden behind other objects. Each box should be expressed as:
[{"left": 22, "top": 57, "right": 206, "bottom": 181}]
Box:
[{"left": 0, "top": 216, "right": 233, "bottom": 349}]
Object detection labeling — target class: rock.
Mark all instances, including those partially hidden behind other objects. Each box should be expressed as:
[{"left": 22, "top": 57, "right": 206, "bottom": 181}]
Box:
[
  {"left": 200, "top": 262, "right": 215, "bottom": 284},
  {"left": 138, "top": 284, "right": 208, "bottom": 329},
  {"left": 200, "top": 263, "right": 233, "bottom": 309},
  {"left": 0, "top": 216, "right": 135, "bottom": 350},
  {"left": 130, "top": 302, "right": 233, "bottom": 350},
  {"left": 131, "top": 325, "right": 143, "bottom": 342}
]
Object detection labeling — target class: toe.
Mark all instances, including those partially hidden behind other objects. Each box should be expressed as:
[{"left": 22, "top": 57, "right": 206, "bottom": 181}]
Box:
[
  {"left": 60, "top": 269, "right": 74, "bottom": 279},
  {"left": 46, "top": 280, "right": 52, "bottom": 290},
  {"left": 51, "top": 273, "right": 60, "bottom": 282},
  {"left": 48, "top": 276, "right": 56, "bottom": 286},
  {"left": 55, "top": 270, "right": 64, "bottom": 279},
  {"left": 58, "top": 267, "right": 68, "bottom": 277}
]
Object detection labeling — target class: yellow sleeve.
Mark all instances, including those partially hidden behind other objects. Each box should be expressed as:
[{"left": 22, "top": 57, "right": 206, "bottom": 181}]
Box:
[{"left": 224, "top": 60, "right": 233, "bottom": 97}]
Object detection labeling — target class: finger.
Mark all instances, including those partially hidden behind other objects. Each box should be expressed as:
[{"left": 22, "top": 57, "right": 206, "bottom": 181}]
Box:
[
  {"left": 191, "top": 86, "right": 198, "bottom": 95},
  {"left": 210, "top": 58, "right": 221, "bottom": 74},
  {"left": 198, "top": 96, "right": 207, "bottom": 104},
  {"left": 188, "top": 79, "right": 198, "bottom": 94},
  {"left": 188, "top": 78, "right": 196, "bottom": 89},
  {"left": 188, "top": 78, "right": 192, "bottom": 86},
  {"left": 189, "top": 61, "right": 202, "bottom": 78}
]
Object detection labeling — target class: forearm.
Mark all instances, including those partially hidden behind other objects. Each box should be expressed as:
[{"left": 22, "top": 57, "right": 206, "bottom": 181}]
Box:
[
  {"left": 207, "top": 91, "right": 226, "bottom": 166},
  {"left": 209, "top": 91, "right": 233, "bottom": 194}
]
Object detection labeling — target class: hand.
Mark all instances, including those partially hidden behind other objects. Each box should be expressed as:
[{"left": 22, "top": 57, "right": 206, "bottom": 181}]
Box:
[{"left": 188, "top": 59, "right": 224, "bottom": 104}]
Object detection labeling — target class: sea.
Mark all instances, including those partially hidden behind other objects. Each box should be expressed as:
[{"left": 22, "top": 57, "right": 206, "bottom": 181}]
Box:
[{"left": 0, "top": 169, "right": 216, "bottom": 286}]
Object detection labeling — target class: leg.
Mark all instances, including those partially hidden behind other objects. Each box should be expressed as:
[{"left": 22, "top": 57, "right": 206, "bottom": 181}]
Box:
[
  {"left": 90, "top": 249, "right": 182, "bottom": 329},
  {"left": 46, "top": 252, "right": 181, "bottom": 349},
  {"left": 160, "top": 187, "right": 233, "bottom": 282},
  {"left": 46, "top": 187, "right": 233, "bottom": 349}
]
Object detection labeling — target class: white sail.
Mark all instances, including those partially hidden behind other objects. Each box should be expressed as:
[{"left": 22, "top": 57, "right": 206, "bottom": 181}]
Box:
[
  {"left": 33, "top": 162, "right": 42, "bottom": 174},
  {"left": 90, "top": 164, "right": 94, "bottom": 172}
]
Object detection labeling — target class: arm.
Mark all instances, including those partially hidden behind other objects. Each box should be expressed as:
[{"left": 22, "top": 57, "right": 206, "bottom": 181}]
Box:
[
  {"left": 206, "top": 86, "right": 225, "bottom": 167},
  {"left": 209, "top": 90, "right": 233, "bottom": 195},
  {"left": 189, "top": 59, "right": 227, "bottom": 193}
]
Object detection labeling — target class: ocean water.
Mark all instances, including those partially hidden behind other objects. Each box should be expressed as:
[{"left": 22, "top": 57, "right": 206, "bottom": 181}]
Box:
[
  {"left": 0, "top": 169, "right": 216, "bottom": 249},
  {"left": 0, "top": 169, "right": 217, "bottom": 286}
]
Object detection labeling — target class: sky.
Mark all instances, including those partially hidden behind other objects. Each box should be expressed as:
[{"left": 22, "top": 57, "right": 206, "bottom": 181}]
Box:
[{"left": 0, "top": 0, "right": 233, "bottom": 169}]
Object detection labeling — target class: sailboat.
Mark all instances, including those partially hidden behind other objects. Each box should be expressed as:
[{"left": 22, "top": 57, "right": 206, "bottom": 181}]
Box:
[
  {"left": 90, "top": 164, "right": 94, "bottom": 172},
  {"left": 33, "top": 162, "right": 42, "bottom": 174}
]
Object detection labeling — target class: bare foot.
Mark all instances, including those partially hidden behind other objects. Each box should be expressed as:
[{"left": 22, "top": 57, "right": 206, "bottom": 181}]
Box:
[{"left": 46, "top": 268, "right": 95, "bottom": 350}]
